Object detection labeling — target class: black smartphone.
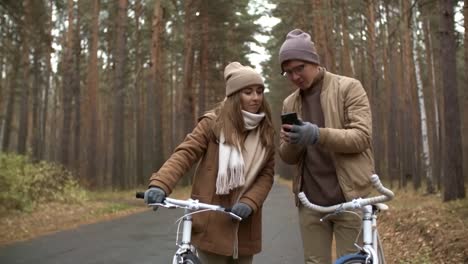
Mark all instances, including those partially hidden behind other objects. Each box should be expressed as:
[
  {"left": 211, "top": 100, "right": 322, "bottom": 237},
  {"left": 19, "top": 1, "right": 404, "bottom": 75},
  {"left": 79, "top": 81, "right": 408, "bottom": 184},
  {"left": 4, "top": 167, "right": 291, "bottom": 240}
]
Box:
[{"left": 281, "top": 112, "right": 300, "bottom": 131}]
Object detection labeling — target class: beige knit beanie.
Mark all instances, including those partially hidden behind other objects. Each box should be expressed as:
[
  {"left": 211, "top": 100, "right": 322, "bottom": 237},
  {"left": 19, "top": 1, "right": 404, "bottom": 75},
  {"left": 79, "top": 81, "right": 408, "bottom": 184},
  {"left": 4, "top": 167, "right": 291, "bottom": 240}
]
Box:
[{"left": 224, "top": 62, "right": 264, "bottom": 97}]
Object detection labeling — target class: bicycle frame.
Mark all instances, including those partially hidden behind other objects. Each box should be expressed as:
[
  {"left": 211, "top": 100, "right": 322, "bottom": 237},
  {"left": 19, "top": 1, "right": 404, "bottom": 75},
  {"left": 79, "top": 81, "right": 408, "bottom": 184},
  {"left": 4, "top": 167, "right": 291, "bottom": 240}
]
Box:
[
  {"left": 298, "top": 174, "right": 394, "bottom": 264},
  {"left": 361, "top": 204, "right": 379, "bottom": 264}
]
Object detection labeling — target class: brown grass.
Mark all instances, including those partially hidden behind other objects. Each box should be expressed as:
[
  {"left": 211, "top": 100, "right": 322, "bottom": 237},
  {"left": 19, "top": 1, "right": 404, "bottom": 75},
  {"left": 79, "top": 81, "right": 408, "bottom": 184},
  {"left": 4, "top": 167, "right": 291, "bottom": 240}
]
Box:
[{"left": 0, "top": 186, "right": 191, "bottom": 246}]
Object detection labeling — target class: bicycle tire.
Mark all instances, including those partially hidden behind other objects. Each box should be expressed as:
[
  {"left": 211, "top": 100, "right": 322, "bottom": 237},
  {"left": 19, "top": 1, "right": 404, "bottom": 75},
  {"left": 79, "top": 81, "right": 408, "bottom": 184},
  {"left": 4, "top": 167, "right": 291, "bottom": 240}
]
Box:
[
  {"left": 335, "top": 253, "right": 370, "bottom": 264},
  {"left": 179, "top": 252, "right": 201, "bottom": 264}
]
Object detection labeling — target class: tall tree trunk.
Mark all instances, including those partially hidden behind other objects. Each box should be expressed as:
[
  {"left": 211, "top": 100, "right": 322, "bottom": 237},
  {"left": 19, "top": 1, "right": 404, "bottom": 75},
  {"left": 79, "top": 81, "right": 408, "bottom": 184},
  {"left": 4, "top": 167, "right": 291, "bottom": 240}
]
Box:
[
  {"left": 151, "top": 0, "right": 164, "bottom": 172},
  {"left": 42, "top": 1, "right": 53, "bottom": 161},
  {"left": 311, "top": 0, "right": 330, "bottom": 70},
  {"left": 179, "top": 0, "right": 197, "bottom": 185},
  {"left": 1, "top": 50, "right": 19, "bottom": 152},
  {"left": 85, "top": 0, "right": 100, "bottom": 185},
  {"left": 134, "top": 0, "right": 144, "bottom": 185},
  {"left": 420, "top": 3, "right": 438, "bottom": 193},
  {"left": 365, "top": 0, "right": 382, "bottom": 174},
  {"left": 340, "top": 1, "right": 353, "bottom": 77},
  {"left": 73, "top": 1, "right": 82, "bottom": 172},
  {"left": 384, "top": 1, "right": 402, "bottom": 187},
  {"left": 412, "top": 6, "right": 431, "bottom": 191},
  {"left": 0, "top": 13, "right": 5, "bottom": 149},
  {"left": 438, "top": 0, "right": 465, "bottom": 201},
  {"left": 112, "top": 0, "right": 128, "bottom": 189},
  {"left": 380, "top": 1, "right": 391, "bottom": 180},
  {"left": 60, "top": 0, "right": 75, "bottom": 167},
  {"left": 400, "top": 0, "right": 418, "bottom": 187},
  {"left": 51, "top": 75, "right": 60, "bottom": 162},
  {"left": 181, "top": 0, "right": 195, "bottom": 141},
  {"left": 198, "top": 2, "right": 209, "bottom": 117},
  {"left": 31, "top": 48, "right": 42, "bottom": 162},
  {"left": 323, "top": 0, "right": 336, "bottom": 73},
  {"left": 17, "top": 0, "right": 32, "bottom": 155},
  {"left": 463, "top": 0, "right": 468, "bottom": 183}
]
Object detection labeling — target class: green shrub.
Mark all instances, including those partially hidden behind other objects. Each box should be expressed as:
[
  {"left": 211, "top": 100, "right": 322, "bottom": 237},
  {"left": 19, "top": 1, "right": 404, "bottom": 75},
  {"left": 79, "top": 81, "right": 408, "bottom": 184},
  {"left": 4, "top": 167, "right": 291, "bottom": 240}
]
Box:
[{"left": 0, "top": 153, "right": 88, "bottom": 212}]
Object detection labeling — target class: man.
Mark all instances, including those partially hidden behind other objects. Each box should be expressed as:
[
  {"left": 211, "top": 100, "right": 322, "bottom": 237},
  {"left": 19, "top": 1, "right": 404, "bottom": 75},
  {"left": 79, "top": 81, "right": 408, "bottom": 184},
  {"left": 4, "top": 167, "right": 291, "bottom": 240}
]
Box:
[{"left": 278, "top": 29, "right": 374, "bottom": 263}]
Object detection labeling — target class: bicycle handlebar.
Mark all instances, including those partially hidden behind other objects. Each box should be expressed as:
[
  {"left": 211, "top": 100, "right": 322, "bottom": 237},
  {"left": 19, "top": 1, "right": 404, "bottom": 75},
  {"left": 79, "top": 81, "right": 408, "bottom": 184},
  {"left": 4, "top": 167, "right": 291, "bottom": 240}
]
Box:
[
  {"left": 135, "top": 192, "right": 242, "bottom": 221},
  {"left": 298, "top": 174, "right": 394, "bottom": 213}
]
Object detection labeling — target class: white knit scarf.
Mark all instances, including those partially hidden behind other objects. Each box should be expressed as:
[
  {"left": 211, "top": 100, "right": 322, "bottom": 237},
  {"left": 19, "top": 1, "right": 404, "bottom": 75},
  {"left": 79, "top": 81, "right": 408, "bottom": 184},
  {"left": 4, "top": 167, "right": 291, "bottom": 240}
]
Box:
[{"left": 216, "top": 110, "right": 265, "bottom": 195}]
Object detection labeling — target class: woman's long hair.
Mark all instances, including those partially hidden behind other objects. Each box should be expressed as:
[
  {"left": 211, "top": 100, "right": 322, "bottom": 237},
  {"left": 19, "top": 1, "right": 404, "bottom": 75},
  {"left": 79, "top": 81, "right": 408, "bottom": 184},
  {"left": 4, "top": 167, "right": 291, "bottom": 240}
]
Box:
[{"left": 211, "top": 91, "right": 275, "bottom": 149}]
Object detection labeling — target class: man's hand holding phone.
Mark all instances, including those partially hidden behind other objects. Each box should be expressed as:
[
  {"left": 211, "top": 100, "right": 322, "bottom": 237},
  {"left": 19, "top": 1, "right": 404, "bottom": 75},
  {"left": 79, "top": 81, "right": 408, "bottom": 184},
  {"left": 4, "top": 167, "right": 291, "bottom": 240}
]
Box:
[
  {"left": 281, "top": 112, "right": 300, "bottom": 143},
  {"left": 281, "top": 112, "right": 319, "bottom": 145},
  {"left": 281, "top": 112, "right": 301, "bottom": 132}
]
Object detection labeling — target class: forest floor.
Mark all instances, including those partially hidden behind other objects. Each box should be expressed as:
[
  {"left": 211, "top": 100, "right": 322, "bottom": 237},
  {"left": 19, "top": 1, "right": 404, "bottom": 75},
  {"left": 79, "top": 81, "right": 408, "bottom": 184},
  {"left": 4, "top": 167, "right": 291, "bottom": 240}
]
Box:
[
  {"left": 1, "top": 182, "right": 467, "bottom": 263},
  {"left": 378, "top": 188, "right": 468, "bottom": 263}
]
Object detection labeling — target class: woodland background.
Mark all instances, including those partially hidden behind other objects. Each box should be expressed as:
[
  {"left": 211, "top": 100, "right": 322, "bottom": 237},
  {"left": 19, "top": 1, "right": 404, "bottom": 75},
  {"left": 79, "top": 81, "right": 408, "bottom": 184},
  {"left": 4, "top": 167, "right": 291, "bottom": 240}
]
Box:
[{"left": 0, "top": 0, "right": 466, "bottom": 202}]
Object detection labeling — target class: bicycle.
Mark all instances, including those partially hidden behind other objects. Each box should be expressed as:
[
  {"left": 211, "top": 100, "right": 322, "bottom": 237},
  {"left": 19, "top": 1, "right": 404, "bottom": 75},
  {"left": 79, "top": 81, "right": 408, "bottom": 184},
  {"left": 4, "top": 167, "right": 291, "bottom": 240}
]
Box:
[
  {"left": 136, "top": 192, "right": 242, "bottom": 264},
  {"left": 298, "top": 174, "right": 395, "bottom": 264}
]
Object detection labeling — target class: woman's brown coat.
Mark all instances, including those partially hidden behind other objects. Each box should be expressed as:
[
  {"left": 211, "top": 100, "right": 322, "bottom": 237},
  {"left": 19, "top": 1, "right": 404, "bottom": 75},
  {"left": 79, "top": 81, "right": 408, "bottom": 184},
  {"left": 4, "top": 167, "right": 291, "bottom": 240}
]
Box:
[{"left": 149, "top": 115, "right": 275, "bottom": 256}]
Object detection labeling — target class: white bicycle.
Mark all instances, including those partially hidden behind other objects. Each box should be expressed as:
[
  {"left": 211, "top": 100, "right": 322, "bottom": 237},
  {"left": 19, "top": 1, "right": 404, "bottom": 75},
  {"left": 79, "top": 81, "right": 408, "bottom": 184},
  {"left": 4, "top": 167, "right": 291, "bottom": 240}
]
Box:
[
  {"left": 298, "top": 174, "right": 394, "bottom": 264},
  {"left": 136, "top": 192, "right": 241, "bottom": 264}
]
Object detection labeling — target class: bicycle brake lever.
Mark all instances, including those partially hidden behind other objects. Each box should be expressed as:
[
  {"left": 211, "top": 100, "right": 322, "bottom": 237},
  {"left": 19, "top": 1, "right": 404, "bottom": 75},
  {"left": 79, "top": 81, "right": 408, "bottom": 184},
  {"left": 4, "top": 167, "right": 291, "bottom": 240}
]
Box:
[
  {"left": 228, "top": 212, "right": 242, "bottom": 221},
  {"left": 320, "top": 205, "right": 346, "bottom": 221},
  {"left": 148, "top": 202, "right": 176, "bottom": 209},
  {"left": 320, "top": 213, "right": 334, "bottom": 222}
]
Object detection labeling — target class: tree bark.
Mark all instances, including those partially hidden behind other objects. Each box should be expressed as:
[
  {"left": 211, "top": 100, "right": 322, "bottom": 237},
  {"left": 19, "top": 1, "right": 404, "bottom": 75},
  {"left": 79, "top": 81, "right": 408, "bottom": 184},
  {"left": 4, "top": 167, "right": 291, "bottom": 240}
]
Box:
[
  {"left": 412, "top": 6, "right": 431, "bottom": 192},
  {"left": 1, "top": 48, "right": 20, "bottom": 152},
  {"left": 31, "top": 48, "right": 41, "bottom": 162},
  {"left": 72, "top": 1, "right": 82, "bottom": 172},
  {"left": 41, "top": 0, "right": 53, "bottom": 161},
  {"left": 112, "top": 0, "right": 128, "bottom": 189},
  {"left": 85, "top": 0, "right": 100, "bottom": 185},
  {"left": 463, "top": 0, "right": 468, "bottom": 183},
  {"left": 181, "top": 0, "right": 196, "bottom": 141},
  {"left": 60, "top": 0, "right": 75, "bottom": 167},
  {"left": 198, "top": 1, "right": 209, "bottom": 117},
  {"left": 150, "top": 0, "right": 164, "bottom": 173},
  {"left": 134, "top": 0, "right": 144, "bottom": 186},
  {"left": 17, "top": 0, "right": 31, "bottom": 155},
  {"left": 438, "top": 0, "right": 465, "bottom": 201},
  {"left": 340, "top": 1, "right": 353, "bottom": 77},
  {"left": 400, "top": 0, "right": 419, "bottom": 187}
]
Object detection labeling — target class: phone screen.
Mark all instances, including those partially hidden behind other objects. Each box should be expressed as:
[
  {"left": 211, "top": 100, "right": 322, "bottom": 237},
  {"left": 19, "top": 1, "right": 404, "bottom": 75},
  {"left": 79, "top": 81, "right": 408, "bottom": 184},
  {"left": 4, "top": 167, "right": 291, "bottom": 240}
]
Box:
[
  {"left": 281, "top": 112, "right": 299, "bottom": 132},
  {"left": 281, "top": 112, "right": 299, "bottom": 125}
]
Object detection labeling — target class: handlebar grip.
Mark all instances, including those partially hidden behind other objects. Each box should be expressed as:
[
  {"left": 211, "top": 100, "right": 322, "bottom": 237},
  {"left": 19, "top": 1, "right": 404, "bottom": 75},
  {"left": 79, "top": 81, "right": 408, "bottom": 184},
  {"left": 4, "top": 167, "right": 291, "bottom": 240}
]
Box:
[
  {"left": 136, "top": 192, "right": 145, "bottom": 199},
  {"left": 370, "top": 174, "right": 395, "bottom": 199}
]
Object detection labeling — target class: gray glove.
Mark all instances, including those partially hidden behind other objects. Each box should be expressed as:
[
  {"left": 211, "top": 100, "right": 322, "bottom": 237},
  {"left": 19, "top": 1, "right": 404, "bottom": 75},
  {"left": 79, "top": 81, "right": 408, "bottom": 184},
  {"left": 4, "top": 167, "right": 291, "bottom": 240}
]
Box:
[
  {"left": 231, "top": 202, "right": 252, "bottom": 220},
  {"left": 289, "top": 121, "right": 320, "bottom": 145},
  {"left": 144, "top": 187, "right": 166, "bottom": 205}
]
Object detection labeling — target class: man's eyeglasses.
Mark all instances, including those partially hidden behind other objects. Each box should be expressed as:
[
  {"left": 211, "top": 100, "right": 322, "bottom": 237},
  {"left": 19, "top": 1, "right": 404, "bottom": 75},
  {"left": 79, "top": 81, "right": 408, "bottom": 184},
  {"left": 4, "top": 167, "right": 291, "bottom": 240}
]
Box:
[{"left": 281, "top": 64, "right": 305, "bottom": 77}]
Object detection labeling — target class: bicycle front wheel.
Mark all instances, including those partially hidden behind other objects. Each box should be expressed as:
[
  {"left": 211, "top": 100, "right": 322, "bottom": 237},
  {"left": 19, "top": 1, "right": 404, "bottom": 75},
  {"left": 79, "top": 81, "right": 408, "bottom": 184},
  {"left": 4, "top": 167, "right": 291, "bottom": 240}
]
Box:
[
  {"left": 335, "top": 253, "right": 370, "bottom": 264},
  {"left": 179, "top": 252, "right": 201, "bottom": 264}
]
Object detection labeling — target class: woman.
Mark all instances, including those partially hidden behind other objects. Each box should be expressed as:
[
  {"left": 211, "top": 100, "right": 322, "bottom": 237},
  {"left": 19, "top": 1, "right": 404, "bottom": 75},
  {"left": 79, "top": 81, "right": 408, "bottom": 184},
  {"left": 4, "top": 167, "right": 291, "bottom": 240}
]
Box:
[{"left": 144, "top": 62, "right": 275, "bottom": 263}]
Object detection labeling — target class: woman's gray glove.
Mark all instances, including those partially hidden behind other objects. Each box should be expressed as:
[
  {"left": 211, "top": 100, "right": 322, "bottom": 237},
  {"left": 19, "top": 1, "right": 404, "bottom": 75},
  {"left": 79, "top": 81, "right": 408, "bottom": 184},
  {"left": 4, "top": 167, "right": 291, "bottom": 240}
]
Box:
[
  {"left": 144, "top": 187, "right": 166, "bottom": 205},
  {"left": 289, "top": 121, "right": 320, "bottom": 145},
  {"left": 231, "top": 202, "right": 252, "bottom": 220}
]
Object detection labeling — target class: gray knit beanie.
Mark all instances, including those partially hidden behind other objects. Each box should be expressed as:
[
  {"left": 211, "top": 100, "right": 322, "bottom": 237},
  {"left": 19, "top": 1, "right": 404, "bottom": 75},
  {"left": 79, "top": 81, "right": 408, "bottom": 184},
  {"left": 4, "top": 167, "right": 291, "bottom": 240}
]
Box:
[
  {"left": 224, "top": 62, "right": 264, "bottom": 97},
  {"left": 279, "top": 29, "right": 320, "bottom": 70}
]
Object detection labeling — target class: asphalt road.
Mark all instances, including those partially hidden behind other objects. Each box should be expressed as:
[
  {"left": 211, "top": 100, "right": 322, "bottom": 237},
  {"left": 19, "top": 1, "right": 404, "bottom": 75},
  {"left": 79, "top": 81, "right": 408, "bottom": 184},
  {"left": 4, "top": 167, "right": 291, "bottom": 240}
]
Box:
[{"left": 0, "top": 181, "right": 304, "bottom": 264}]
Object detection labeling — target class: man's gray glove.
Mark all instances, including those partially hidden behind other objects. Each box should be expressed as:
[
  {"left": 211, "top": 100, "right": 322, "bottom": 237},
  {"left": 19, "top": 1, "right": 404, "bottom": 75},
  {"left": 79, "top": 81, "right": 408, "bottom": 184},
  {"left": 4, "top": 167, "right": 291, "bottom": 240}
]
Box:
[
  {"left": 231, "top": 202, "right": 252, "bottom": 220},
  {"left": 144, "top": 187, "right": 166, "bottom": 205},
  {"left": 289, "top": 121, "right": 320, "bottom": 145}
]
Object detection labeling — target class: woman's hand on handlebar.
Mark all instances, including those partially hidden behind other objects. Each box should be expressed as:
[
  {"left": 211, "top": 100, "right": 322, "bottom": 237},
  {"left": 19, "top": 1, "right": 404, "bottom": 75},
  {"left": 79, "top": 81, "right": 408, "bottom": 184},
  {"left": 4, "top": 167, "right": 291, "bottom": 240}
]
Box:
[{"left": 144, "top": 187, "right": 166, "bottom": 206}]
